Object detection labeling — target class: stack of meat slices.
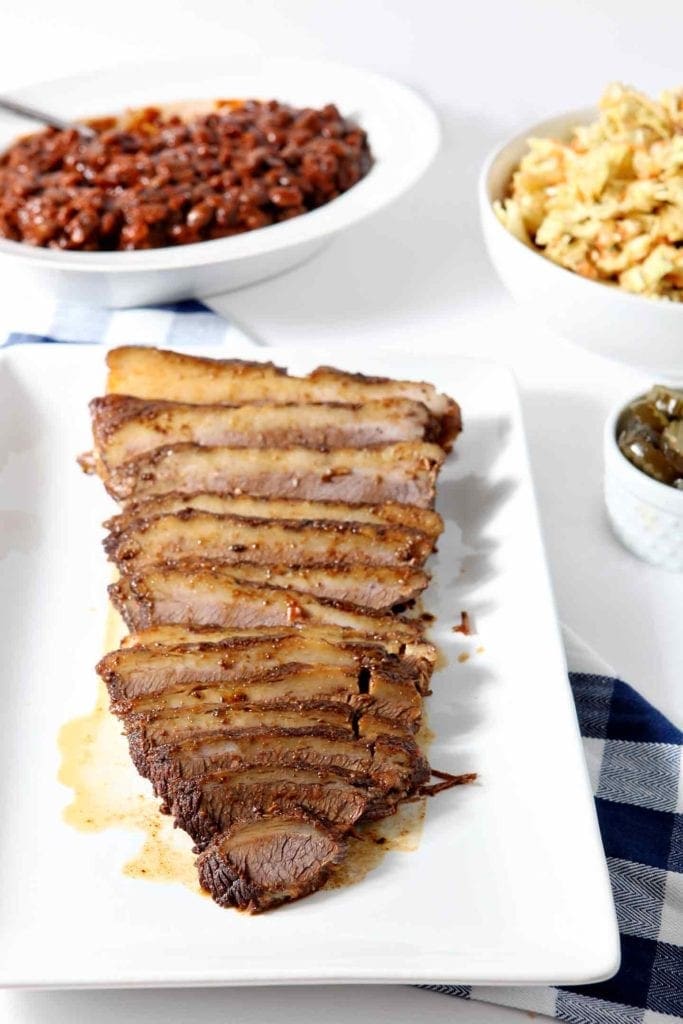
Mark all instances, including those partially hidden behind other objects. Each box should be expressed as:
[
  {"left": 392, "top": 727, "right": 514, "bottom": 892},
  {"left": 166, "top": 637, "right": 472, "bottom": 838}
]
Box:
[{"left": 86, "top": 346, "right": 461, "bottom": 913}]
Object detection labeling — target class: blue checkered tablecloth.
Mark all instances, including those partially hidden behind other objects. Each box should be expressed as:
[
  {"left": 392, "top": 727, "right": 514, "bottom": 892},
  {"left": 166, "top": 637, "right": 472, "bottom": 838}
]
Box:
[
  {"left": 2, "top": 301, "right": 682, "bottom": 1023},
  {"left": 424, "top": 645, "right": 683, "bottom": 1023},
  {"left": 1, "top": 298, "right": 254, "bottom": 351}
]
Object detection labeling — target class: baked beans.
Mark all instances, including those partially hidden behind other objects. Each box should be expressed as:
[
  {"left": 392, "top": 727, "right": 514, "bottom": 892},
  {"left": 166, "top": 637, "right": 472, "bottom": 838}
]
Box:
[{"left": 0, "top": 100, "right": 373, "bottom": 251}]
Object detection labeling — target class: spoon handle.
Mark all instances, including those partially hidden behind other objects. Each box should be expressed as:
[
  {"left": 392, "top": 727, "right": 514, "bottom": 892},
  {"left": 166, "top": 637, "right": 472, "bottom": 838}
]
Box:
[{"left": 0, "top": 96, "right": 95, "bottom": 138}]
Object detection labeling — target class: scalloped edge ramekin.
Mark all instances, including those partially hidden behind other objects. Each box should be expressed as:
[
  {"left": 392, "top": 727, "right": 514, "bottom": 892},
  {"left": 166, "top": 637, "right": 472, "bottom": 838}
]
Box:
[{"left": 604, "top": 393, "right": 683, "bottom": 571}]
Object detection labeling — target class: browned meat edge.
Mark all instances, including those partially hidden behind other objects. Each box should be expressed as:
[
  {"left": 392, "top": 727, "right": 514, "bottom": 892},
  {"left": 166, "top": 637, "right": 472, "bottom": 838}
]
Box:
[
  {"left": 104, "top": 510, "right": 435, "bottom": 572},
  {"left": 109, "top": 568, "right": 425, "bottom": 639},
  {"left": 170, "top": 766, "right": 371, "bottom": 850},
  {"left": 90, "top": 393, "right": 441, "bottom": 467},
  {"left": 96, "top": 635, "right": 434, "bottom": 710},
  {"left": 105, "top": 492, "right": 444, "bottom": 542},
  {"left": 105, "top": 346, "right": 461, "bottom": 450},
  {"left": 111, "top": 559, "right": 431, "bottom": 611}
]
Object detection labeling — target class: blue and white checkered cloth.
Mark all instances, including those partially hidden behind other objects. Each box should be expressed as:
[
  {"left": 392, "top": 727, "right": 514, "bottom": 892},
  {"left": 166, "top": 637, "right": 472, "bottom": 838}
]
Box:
[
  {"left": 425, "top": 629, "right": 683, "bottom": 1023},
  {"left": 2, "top": 301, "right": 682, "bottom": 1023},
  {"left": 1, "top": 298, "right": 255, "bottom": 351}
]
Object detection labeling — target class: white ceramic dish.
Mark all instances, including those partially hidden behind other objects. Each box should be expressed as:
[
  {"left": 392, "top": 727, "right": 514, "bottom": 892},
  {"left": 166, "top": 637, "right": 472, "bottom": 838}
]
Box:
[
  {"left": 0, "top": 342, "right": 619, "bottom": 989},
  {"left": 0, "top": 57, "right": 439, "bottom": 307},
  {"left": 479, "top": 107, "right": 683, "bottom": 379},
  {"left": 604, "top": 391, "right": 683, "bottom": 571}
]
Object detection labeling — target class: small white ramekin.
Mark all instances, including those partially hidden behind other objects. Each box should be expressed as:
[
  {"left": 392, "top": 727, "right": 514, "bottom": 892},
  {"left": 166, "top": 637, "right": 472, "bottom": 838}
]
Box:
[{"left": 604, "top": 395, "right": 683, "bottom": 571}]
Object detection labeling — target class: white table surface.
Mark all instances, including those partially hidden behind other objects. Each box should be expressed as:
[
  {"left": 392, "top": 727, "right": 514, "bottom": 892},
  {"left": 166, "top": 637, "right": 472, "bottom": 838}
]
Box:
[{"left": 1, "top": 1, "right": 681, "bottom": 1021}]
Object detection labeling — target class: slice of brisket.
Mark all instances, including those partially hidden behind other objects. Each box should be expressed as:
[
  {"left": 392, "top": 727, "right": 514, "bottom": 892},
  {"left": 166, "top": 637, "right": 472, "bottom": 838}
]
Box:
[
  {"left": 107, "top": 492, "right": 444, "bottom": 541},
  {"left": 103, "top": 441, "right": 445, "bottom": 506},
  {"left": 105, "top": 346, "right": 461, "bottom": 449},
  {"left": 90, "top": 394, "right": 439, "bottom": 468},
  {"left": 197, "top": 817, "right": 344, "bottom": 912},
  {"left": 109, "top": 567, "right": 426, "bottom": 638},
  {"left": 170, "top": 766, "right": 371, "bottom": 849},
  {"left": 104, "top": 510, "right": 435, "bottom": 573}
]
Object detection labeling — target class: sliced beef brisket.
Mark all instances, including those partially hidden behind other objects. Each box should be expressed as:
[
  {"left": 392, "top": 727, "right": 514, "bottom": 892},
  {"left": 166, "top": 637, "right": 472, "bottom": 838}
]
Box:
[{"left": 83, "top": 346, "right": 458, "bottom": 912}]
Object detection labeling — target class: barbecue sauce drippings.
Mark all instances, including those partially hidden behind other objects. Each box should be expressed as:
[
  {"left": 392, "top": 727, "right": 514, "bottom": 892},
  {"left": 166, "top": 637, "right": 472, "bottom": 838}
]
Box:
[
  {"left": 57, "top": 609, "right": 201, "bottom": 895},
  {"left": 324, "top": 713, "right": 434, "bottom": 891},
  {"left": 324, "top": 800, "right": 427, "bottom": 890},
  {"left": 59, "top": 679, "right": 429, "bottom": 898}
]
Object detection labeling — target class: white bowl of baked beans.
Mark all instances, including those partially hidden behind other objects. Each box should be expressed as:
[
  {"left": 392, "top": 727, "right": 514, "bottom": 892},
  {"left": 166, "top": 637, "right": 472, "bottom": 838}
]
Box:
[{"left": 0, "top": 57, "right": 440, "bottom": 307}]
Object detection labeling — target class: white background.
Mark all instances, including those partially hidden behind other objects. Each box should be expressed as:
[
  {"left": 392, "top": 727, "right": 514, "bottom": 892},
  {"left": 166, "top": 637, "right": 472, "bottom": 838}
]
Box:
[{"left": 1, "top": 1, "right": 681, "bottom": 1021}]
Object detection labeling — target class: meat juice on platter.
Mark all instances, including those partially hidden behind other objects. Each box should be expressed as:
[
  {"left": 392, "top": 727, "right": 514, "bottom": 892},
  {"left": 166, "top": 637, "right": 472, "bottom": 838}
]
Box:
[
  {"left": 59, "top": 605, "right": 203, "bottom": 893},
  {"left": 58, "top": 613, "right": 431, "bottom": 898},
  {"left": 71, "top": 346, "right": 470, "bottom": 913}
]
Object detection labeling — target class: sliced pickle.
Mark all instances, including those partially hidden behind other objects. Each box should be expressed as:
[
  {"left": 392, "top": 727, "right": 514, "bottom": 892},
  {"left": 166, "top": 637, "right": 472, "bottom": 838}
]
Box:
[
  {"left": 647, "top": 385, "right": 683, "bottom": 420},
  {"left": 618, "top": 426, "right": 681, "bottom": 484},
  {"left": 617, "top": 385, "right": 683, "bottom": 488},
  {"left": 623, "top": 398, "right": 669, "bottom": 433},
  {"left": 662, "top": 420, "right": 683, "bottom": 472}
]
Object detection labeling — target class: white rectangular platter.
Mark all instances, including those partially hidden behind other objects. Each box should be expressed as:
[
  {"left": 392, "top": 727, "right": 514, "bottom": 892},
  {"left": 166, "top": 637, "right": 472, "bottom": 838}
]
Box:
[{"left": 0, "top": 342, "right": 619, "bottom": 988}]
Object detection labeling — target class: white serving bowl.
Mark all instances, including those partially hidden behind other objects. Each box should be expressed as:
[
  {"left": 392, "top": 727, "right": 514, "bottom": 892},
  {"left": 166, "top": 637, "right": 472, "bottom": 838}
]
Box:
[
  {"left": 0, "top": 57, "right": 440, "bottom": 308},
  {"left": 479, "top": 108, "right": 683, "bottom": 379},
  {"left": 604, "top": 392, "right": 683, "bottom": 571}
]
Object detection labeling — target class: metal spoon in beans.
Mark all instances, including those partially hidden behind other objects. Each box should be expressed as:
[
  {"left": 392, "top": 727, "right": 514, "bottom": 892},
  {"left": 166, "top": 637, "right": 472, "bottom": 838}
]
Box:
[{"left": 0, "top": 96, "right": 96, "bottom": 138}]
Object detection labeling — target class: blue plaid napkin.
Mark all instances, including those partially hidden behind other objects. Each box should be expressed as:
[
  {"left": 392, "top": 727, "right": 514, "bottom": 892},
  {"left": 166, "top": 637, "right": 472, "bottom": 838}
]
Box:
[
  {"left": 3, "top": 302, "right": 682, "bottom": 1022},
  {"left": 0, "top": 298, "right": 253, "bottom": 351},
  {"left": 425, "top": 630, "right": 683, "bottom": 1023}
]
